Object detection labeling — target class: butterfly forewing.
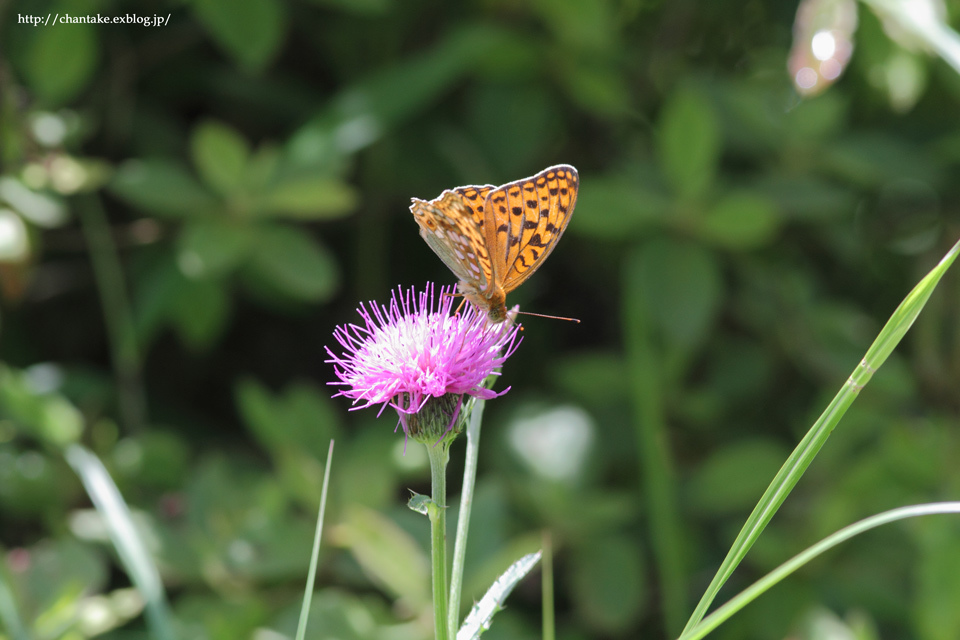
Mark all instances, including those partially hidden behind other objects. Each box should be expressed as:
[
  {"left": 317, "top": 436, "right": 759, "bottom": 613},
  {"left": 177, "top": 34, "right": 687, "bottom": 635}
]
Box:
[
  {"left": 410, "top": 191, "right": 494, "bottom": 292},
  {"left": 453, "top": 185, "right": 496, "bottom": 229},
  {"left": 485, "top": 165, "right": 579, "bottom": 293}
]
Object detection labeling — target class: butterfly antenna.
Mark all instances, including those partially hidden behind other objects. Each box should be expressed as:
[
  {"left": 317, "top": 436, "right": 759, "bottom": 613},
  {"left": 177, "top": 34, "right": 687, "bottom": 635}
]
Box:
[{"left": 515, "top": 310, "right": 580, "bottom": 323}]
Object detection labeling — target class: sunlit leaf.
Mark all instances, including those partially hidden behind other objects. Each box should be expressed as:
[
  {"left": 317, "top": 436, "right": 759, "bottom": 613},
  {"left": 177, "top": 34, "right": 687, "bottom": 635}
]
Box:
[
  {"left": 191, "top": 121, "right": 251, "bottom": 197},
  {"left": 333, "top": 506, "right": 430, "bottom": 610},
  {"left": 177, "top": 219, "right": 255, "bottom": 279},
  {"left": 260, "top": 177, "right": 358, "bottom": 219},
  {"left": 697, "top": 192, "right": 781, "bottom": 249},
  {"left": 109, "top": 160, "right": 218, "bottom": 218}
]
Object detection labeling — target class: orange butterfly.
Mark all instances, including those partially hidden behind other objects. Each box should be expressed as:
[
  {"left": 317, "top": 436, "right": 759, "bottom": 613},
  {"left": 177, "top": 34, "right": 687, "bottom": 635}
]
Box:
[{"left": 410, "top": 165, "right": 578, "bottom": 323}]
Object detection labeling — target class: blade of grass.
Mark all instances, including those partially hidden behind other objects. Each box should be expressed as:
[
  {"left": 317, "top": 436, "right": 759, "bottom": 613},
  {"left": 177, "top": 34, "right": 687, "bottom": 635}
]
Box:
[
  {"left": 542, "top": 530, "right": 555, "bottom": 640},
  {"left": 64, "top": 444, "right": 175, "bottom": 640},
  {"left": 682, "top": 238, "right": 960, "bottom": 634},
  {"left": 296, "top": 439, "right": 336, "bottom": 640},
  {"left": 679, "top": 502, "right": 960, "bottom": 640},
  {"left": 78, "top": 194, "right": 147, "bottom": 433},
  {"left": 624, "top": 251, "right": 687, "bottom": 634}
]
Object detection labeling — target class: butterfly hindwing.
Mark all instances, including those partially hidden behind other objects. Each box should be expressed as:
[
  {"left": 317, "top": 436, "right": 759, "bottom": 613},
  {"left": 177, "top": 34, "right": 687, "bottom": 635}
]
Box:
[{"left": 410, "top": 191, "right": 494, "bottom": 292}]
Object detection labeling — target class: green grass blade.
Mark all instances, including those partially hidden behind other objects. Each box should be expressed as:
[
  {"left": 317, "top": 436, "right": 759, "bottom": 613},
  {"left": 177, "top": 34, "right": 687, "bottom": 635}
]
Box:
[
  {"left": 542, "top": 530, "right": 555, "bottom": 640},
  {"left": 64, "top": 444, "right": 175, "bottom": 640},
  {"left": 679, "top": 502, "right": 960, "bottom": 640},
  {"left": 682, "top": 238, "right": 960, "bottom": 634},
  {"left": 624, "top": 252, "right": 688, "bottom": 634},
  {"left": 296, "top": 439, "right": 336, "bottom": 640}
]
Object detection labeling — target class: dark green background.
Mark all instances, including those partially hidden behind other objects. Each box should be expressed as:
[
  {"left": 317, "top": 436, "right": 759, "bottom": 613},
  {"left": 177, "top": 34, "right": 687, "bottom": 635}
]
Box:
[{"left": 2, "top": 0, "right": 960, "bottom": 638}]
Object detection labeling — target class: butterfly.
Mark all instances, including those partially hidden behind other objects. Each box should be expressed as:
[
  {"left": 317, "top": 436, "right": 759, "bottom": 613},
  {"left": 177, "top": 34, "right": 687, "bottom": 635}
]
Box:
[{"left": 410, "top": 164, "right": 578, "bottom": 323}]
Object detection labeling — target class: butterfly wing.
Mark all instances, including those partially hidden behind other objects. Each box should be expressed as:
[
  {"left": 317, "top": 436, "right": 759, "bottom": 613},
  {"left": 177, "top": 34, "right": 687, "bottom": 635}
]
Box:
[
  {"left": 483, "top": 164, "right": 579, "bottom": 293},
  {"left": 410, "top": 190, "right": 494, "bottom": 293},
  {"left": 453, "top": 184, "right": 496, "bottom": 229}
]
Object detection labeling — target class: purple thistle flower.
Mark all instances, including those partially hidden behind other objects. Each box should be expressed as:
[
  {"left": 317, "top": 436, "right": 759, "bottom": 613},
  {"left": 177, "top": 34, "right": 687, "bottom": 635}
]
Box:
[{"left": 326, "top": 283, "right": 521, "bottom": 441}]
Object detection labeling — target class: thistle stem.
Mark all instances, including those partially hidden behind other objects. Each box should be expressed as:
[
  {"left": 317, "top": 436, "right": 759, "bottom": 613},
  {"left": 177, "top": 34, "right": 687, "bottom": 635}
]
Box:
[
  {"left": 448, "top": 398, "right": 486, "bottom": 638},
  {"left": 427, "top": 441, "right": 451, "bottom": 640}
]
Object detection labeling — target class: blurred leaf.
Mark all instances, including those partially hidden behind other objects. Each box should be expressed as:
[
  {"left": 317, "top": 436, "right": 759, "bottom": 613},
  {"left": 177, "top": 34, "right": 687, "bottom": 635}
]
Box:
[
  {"left": 531, "top": 0, "right": 617, "bottom": 52},
  {"left": 697, "top": 191, "right": 781, "bottom": 249},
  {"left": 785, "top": 91, "right": 849, "bottom": 142},
  {"left": 178, "top": 219, "right": 255, "bottom": 279},
  {"left": 242, "top": 224, "right": 340, "bottom": 302},
  {"left": 914, "top": 519, "right": 960, "bottom": 640},
  {"left": 131, "top": 255, "right": 186, "bottom": 347},
  {"left": 688, "top": 439, "right": 790, "bottom": 515},
  {"left": 467, "top": 84, "right": 559, "bottom": 177},
  {"left": 174, "top": 593, "right": 268, "bottom": 640},
  {"left": 571, "top": 177, "right": 669, "bottom": 240},
  {"left": 112, "top": 431, "right": 190, "bottom": 490},
  {"left": 569, "top": 534, "right": 647, "bottom": 633},
  {"left": 751, "top": 175, "right": 856, "bottom": 221},
  {"left": 337, "top": 428, "right": 397, "bottom": 510},
  {"left": 8, "top": 538, "right": 106, "bottom": 631},
  {"left": 267, "top": 590, "right": 381, "bottom": 640},
  {"left": 0, "top": 209, "right": 30, "bottom": 262},
  {"left": 0, "top": 177, "right": 68, "bottom": 227},
  {"left": 559, "top": 60, "right": 631, "bottom": 117},
  {"left": 110, "top": 160, "right": 218, "bottom": 218},
  {"left": 169, "top": 277, "right": 231, "bottom": 349},
  {"left": 333, "top": 506, "right": 430, "bottom": 610},
  {"left": 0, "top": 446, "right": 77, "bottom": 517},
  {"left": 21, "top": 18, "right": 98, "bottom": 105},
  {"left": 236, "top": 379, "right": 341, "bottom": 461},
  {"left": 289, "top": 25, "right": 513, "bottom": 162},
  {"left": 659, "top": 88, "right": 721, "bottom": 200},
  {"left": 822, "top": 133, "right": 940, "bottom": 187},
  {"left": 191, "top": 121, "right": 251, "bottom": 197},
  {"left": 857, "top": 10, "right": 929, "bottom": 112},
  {"left": 304, "top": 0, "right": 391, "bottom": 14},
  {"left": 193, "top": 0, "right": 286, "bottom": 70},
  {"left": 0, "top": 365, "right": 83, "bottom": 447},
  {"left": 629, "top": 238, "right": 724, "bottom": 351},
  {"left": 551, "top": 351, "right": 630, "bottom": 404},
  {"left": 795, "top": 607, "right": 880, "bottom": 640},
  {"left": 260, "top": 177, "right": 358, "bottom": 219}
]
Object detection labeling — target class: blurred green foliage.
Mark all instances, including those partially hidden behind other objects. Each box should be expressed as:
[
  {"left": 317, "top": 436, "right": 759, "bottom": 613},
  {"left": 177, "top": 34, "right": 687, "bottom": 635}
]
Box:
[{"left": 2, "top": 0, "right": 960, "bottom": 639}]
